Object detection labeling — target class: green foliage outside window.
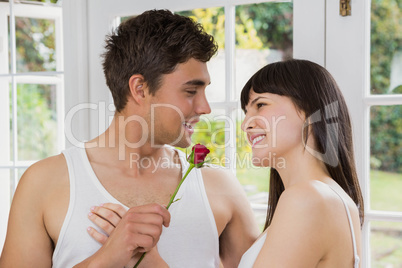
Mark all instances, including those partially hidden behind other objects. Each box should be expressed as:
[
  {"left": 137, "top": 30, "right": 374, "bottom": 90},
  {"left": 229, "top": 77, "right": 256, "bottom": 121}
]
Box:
[
  {"left": 370, "top": 0, "right": 402, "bottom": 173},
  {"left": 12, "top": 1, "right": 401, "bottom": 174}
]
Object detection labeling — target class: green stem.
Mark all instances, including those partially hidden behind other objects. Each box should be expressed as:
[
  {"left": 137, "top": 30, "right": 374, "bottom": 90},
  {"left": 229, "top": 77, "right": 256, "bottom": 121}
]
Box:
[
  {"left": 133, "top": 164, "right": 195, "bottom": 268},
  {"left": 166, "top": 164, "right": 194, "bottom": 209},
  {"left": 133, "top": 253, "right": 146, "bottom": 268}
]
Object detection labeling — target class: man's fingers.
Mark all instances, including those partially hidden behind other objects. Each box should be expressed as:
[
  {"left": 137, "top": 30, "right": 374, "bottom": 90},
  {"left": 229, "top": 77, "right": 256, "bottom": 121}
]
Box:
[
  {"left": 127, "top": 203, "right": 171, "bottom": 227},
  {"left": 133, "top": 232, "right": 157, "bottom": 253}
]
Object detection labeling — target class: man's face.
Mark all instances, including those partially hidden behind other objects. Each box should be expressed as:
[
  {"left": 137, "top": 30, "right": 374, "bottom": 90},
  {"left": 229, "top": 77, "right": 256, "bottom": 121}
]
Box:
[{"left": 146, "top": 58, "right": 211, "bottom": 148}]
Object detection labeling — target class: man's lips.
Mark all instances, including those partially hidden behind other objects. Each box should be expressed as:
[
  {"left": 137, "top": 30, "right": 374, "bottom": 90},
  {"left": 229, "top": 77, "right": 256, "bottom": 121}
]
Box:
[
  {"left": 187, "top": 120, "right": 199, "bottom": 125},
  {"left": 183, "top": 119, "right": 199, "bottom": 128},
  {"left": 183, "top": 119, "right": 199, "bottom": 134}
]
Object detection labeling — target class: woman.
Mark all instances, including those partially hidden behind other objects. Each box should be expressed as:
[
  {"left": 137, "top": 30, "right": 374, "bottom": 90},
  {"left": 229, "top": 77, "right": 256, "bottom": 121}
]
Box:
[
  {"left": 88, "top": 59, "right": 364, "bottom": 267},
  {"left": 238, "top": 59, "right": 363, "bottom": 267}
]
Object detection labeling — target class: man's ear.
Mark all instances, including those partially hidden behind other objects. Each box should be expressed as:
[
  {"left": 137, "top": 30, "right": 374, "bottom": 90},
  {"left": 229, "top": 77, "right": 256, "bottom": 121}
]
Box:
[{"left": 128, "top": 74, "right": 147, "bottom": 104}]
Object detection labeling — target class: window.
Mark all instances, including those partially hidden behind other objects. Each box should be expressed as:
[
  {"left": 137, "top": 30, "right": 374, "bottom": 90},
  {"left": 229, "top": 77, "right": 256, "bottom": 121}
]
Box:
[
  {"left": 0, "top": 0, "right": 63, "bottom": 251},
  {"left": 4, "top": 0, "right": 397, "bottom": 266},
  {"left": 368, "top": 1, "right": 402, "bottom": 266},
  {"left": 115, "top": 3, "right": 293, "bottom": 230},
  {"left": 118, "top": 5, "right": 293, "bottom": 231},
  {"left": 174, "top": 3, "right": 293, "bottom": 230}
]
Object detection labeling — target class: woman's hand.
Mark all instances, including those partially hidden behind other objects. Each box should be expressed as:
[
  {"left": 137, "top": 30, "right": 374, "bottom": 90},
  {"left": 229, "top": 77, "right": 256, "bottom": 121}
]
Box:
[
  {"left": 87, "top": 203, "right": 170, "bottom": 267},
  {"left": 87, "top": 203, "right": 126, "bottom": 244}
]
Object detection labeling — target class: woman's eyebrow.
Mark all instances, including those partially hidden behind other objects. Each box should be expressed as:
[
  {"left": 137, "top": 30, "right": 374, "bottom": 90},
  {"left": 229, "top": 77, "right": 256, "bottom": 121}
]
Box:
[{"left": 249, "top": 96, "right": 269, "bottom": 105}]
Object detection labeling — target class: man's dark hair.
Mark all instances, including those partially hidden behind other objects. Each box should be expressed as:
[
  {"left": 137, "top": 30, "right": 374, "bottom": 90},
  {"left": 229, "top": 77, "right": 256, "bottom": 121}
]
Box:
[{"left": 102, "top": 9, "right": 218, "bottom": 112}]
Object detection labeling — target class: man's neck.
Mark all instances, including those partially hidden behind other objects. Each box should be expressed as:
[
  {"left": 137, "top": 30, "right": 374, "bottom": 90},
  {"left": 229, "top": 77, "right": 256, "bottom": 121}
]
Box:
[{"left": 86, "top": 114, "right": 176, "bottom": 174}]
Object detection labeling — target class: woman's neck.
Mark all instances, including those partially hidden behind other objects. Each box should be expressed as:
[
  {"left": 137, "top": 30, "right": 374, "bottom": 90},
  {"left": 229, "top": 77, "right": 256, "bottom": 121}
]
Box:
[{"left": 274, "top": 148, "right": 331, "bottom": 189}]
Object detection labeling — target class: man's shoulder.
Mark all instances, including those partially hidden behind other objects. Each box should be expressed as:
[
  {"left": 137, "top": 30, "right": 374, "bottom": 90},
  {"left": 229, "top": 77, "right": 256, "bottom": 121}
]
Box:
[
  {"left": 201, "top": 165, "right": 235, "bottom": 183},
  {"left": 26, "top": 153, "right": 67, "bottom": 176},
  {"left": 20, "top": 153, "right": 69, "bottom": 192},
  {"left": 201, "top": 165, "right": 246, "bottom": 196}
]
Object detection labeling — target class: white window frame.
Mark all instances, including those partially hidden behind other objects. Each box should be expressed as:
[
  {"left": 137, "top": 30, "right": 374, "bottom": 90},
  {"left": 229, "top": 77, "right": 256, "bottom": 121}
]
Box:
[
  {"left": 78, "top": 0, "right": 326, "bottom": 165},
  {"left": 75, "top": 0, "right": 330, "bottom": 255},
  {"left": 2, "top": 0, "right": 398, "bottom": 266},
  {"left": 79, "top": 0, "right": 325, "bottom": 209},
  {"left": 325, "top": 1, "right": 402, "bottom": 267},
  {"left": 0, "top": 1, "right": 64, "bottom": 252}
]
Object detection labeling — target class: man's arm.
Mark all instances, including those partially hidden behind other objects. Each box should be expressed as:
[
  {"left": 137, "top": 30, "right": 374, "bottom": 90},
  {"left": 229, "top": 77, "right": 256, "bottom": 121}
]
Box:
[
  {"left": 0, "top": 158, "right": 56, "bottom": 267},
  {"left": 0, "top": 155, "right": 171, "bottom": 268},
  {"left": 202, "top": 167, "right": 260, "bottom": 267}
]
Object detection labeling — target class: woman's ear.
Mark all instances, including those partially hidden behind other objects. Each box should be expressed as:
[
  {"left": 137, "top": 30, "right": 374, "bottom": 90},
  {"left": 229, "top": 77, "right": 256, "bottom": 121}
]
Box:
[{"left": 128, "top": 74, "right": 146, "bottom": 104}]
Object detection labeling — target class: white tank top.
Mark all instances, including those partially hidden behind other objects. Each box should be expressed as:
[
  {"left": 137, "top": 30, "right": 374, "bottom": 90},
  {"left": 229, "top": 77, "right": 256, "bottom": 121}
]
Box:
[
  {"left": 52, "top": 145, "right": 220, "bottom": 268},
  {"left": 238, "top": 185, "right": 360, "bottom": 268}
]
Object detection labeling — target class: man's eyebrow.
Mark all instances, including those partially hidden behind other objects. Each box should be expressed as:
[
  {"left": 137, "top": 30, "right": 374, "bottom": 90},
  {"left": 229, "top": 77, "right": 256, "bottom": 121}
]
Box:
[{"left": 183, "top": 79, "right": 211, "bottom": 87}]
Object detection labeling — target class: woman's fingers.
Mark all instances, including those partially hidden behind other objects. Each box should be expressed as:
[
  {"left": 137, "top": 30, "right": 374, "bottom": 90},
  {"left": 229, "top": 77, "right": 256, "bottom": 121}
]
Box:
[
  {"left": 88, "top": 204, "right": 127, "bottom": 235},
  {"left": 88, "top": 210, "right": 116, "bottom": 235},
  {"left": 99, "top": 203, "right": 127, "bottom": 218},
  {"left": 87, "top": 202, "right": 170, "bottom": 256},
  {"left": 87, "top": 226, "right": 108, "bottom": 245},
  {"left": 89, "top": 204, "right": 125, "bottom": 227}
]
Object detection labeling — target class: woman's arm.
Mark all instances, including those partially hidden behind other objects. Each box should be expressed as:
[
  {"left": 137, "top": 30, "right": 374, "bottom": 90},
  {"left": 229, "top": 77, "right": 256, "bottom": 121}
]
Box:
[{"left": 254, "top": 184, "right": 330, "bottom": 268}]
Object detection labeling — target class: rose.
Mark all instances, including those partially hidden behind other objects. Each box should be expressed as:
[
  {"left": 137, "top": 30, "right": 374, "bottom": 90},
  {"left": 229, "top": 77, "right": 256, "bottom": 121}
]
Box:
[
  {"left": 134, "top": 144, "right": 210, "bottom": 268},
  {"left": 188, "top": 144, "right": 210, "bottom": 166}
]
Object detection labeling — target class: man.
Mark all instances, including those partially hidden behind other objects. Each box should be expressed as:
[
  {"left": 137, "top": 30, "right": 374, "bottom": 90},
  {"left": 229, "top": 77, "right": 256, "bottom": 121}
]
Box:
[{"left": 0, "top": 10, "right": 259, "bottom": 267}]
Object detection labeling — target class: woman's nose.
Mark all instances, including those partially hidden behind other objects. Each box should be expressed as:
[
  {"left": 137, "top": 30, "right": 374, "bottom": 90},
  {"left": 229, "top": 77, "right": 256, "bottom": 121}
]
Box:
[{"left": 241, "top": 115, "right": 256, "bottom": 132}]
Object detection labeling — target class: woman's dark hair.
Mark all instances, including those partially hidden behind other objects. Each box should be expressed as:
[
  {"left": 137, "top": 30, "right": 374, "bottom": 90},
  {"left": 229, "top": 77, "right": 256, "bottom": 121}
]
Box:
[
  {"left": 102, "top": 9, "right": 218, "bottom": 112},
  {"left": 240, "top": 59, "right": 364, "bottom": 230}
]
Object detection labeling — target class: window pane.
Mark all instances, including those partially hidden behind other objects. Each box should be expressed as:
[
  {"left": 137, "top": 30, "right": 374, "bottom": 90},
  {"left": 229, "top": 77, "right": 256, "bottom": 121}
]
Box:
[
  {"left": 0, "top": 79, "right": 10, "bottom": 164},
  {"left": 9, "top": 168, "right": 26, "bottom": 200},
  {"left": 176, "top": 8, "right": 226, "bottom": 102},
  {"left": 237, "top": 113, "right": 269, "bottom": 231},
  {"left": 370, "top": 0, "right": 402, "bottom": 95},
  {"left": 189, "top": 109, "right": 226, "bottom": 166},
  {"left": 235, "top": 2, "right": 293, "bottom": 230},
  {"left": 22, "top": 0, "right": 62, "bottom": 5},
  {"left": 9, "top": 83, "right": 14, "bottom": 162},
  {"left": 371, "top": 221, "right": 402, "bottom": 267},
  {"left": 13, "top": 83, "right": 58, "bottom": 161},
  {"left": 235, "top": 2, "right": 293, "bottom": 99},
  {"left": 9, "top": 17, "right": 56, "bottom": 73},
  {"left": 0, "top": 168, "right": 11, "bottom": 204},
  {"left": 370, "top": 105, "right": 402, "bottom": 212}
]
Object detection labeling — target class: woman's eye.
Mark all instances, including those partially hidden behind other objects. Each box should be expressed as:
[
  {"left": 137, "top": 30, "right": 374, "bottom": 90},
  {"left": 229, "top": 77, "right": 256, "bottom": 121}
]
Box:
[{"left": 256, "top": 103, "right": 265, "bottom": 108}]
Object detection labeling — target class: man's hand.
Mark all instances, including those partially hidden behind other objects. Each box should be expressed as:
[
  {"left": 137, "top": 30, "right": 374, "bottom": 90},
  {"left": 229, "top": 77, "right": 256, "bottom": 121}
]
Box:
[{"left": 77, "top": 203, "right": 170, "bottom": 267}]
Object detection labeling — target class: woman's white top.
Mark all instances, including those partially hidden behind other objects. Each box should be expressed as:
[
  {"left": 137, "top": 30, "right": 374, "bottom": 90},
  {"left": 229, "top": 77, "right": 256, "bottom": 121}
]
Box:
[{"left": 238, "top": 185, "right": 360, "bottom": 268}]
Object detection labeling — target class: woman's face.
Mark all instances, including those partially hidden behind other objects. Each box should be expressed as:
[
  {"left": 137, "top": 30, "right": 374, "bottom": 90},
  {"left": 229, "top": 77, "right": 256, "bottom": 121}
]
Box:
[{"left": 241, "top": 89, "right": 306, "bottom": 167}]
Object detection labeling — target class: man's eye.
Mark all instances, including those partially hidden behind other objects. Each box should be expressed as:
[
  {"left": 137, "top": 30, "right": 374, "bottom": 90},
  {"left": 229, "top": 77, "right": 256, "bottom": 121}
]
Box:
[{"left": 187, "top": 91, "right": 197, "bottom": 95}]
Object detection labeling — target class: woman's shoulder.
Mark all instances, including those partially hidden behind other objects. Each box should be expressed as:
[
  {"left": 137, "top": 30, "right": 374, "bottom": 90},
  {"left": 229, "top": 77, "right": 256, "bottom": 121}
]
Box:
[
  {"left": 280, "top": 180, "right": 328, "bottom": 202},
  {"left": 277, "top": 180, "right": 348, "bottom": 219}
]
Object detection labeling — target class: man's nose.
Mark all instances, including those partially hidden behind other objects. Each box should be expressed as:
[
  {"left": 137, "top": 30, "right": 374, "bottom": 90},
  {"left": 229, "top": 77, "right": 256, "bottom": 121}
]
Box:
[{"left": 195, "top": 93, "right": 211, "bottom": 115}]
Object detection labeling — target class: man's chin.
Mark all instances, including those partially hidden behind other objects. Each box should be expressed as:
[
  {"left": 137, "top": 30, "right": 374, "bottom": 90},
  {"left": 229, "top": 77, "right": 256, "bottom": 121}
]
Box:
[{"left": 170, "top": 137, "right": 192, "bottom": 149}]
